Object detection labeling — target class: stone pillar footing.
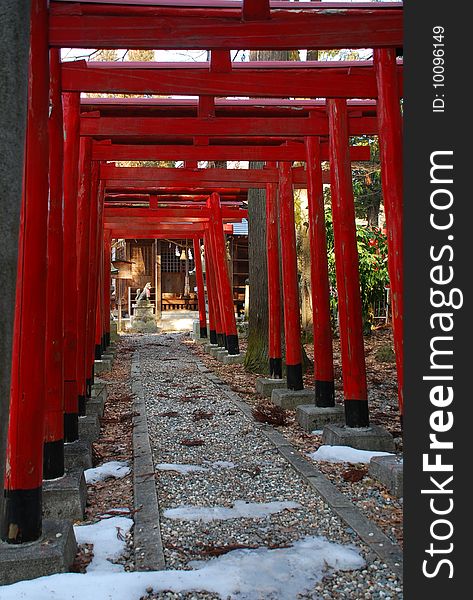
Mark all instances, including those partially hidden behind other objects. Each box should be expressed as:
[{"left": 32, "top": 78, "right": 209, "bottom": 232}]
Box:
[
  {"left": 296, "top": 404, "right": 345, "bottom": 432},
  {"left": 322, "top": 423, "right": 395, "bottom": 452},
  {"left": 94, "top": 358, "right": 111, "bottom": 374},
  {"left": 64, "top": 439, "right": 92, "bottom": 470},
  {"left": 216, "top": 349, "right": 228, "bottom": 361},
  {"left": 78, "top": 414, "right": 100, "bottom": 443},
  {"left": 0, "top": 519, "right": 77, "bottom": 585},
  {"left": 271, "top": 388, "right": 315, "bottom": 410},
  {"left": 42, "top": 467, "right": 87, "bottom": 520},
  {"left": 368, "top": 455, "right": 403, "bottom": 497},
  {"left": 222, "top": 352, "right": 245, "bottom": 365},
  {"left": 256, "top": 377, "right": 287, "bottom": 398}
]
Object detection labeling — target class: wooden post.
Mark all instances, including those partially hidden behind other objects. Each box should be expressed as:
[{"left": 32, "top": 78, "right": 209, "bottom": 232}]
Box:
[
  {"left": 103, "top": 230, "right": 112, "bottom": 347},
  {"left": 278, "top": 162, "right": 303, "bottom": 390},
  {"left": 305, "top": 136, "right": 335, "bottom": 407},
  {"left": 193, "top": 237, "right": 208, "bottom": 337},
  {"left": 1, "top": 0, "right": 49, "bottom": 543},
  {"left": 76, "top": 137, "right": 92, "bottom": 415},
  {"left": 62, "top": 92, "right": 80, "bottom": 442},
  {"left": 44, "top": 48, "right": 65, "bottom": 480},
  {"left": 374, "top": 48, "right": 404, "bottom": 417},
  {"left": 327, "top": 99, "right": 368, "bottom": 427},
  {"left": 0, "top": 0, "right": 30, "bottom": 517},
  {"left": 206, "top": 226, "right": 226, "bottom": 347},
  {"left": 265, "top": 163, "right": 282, "bottom": 378},
  {"left": 85, "top": 169, "right": 100, "bottom": 392},
  {"left": 208, "top": 193, "right": 239, "bottom": 355},
  {"left": 203, "top": 230, "right": 220, "bottom": 345}
]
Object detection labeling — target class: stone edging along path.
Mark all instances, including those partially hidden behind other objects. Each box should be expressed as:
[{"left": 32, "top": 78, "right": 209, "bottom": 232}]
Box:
[
  {"left": 131, "top": 346, "right": 403, "bottom": 580},
  {"left": 131, "top": 350, "right": 166, "bottom": 571}
]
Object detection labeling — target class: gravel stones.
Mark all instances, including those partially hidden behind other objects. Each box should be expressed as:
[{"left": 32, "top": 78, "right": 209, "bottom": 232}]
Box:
[{"left": 137, "top": 333, "right": 402, "bottom": 599}]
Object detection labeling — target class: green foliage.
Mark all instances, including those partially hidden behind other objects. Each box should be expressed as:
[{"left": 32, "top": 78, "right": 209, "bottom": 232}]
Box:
[
  {"left": 324, "top": 211, "right": 389, "bottom": 331},
  {"left": 350, "top": 136, "right": 383, "bottom": 227}
]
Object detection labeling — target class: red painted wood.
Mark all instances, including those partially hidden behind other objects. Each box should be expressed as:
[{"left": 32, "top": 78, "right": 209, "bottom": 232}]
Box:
[
  {"left": 45, "top": 49, "right": 65, "bottom": 449},
  {"left": 62, "top": 92, "right": 81, "bottom": 428},
  {"left": 52, "top": 1, "right": 402, "bottom": 10},
  {"left": 374, "top": 48, "right": 404, "bottom": 416},
  {"left": 208, "top": 193, "right": 239, "bottom": 346},
  {"left": 5, "top": 0, "right": 49, "bottom": 494},
  {"left": 305, "top": 137, "right": 334, "bottom": 385},
  {"left": 49, "top": 7, "right": 403, "bottom": 49},
  {"left": 204, "top": 229, "right": 224, "bottom": 339},
  {"left": 327, "top": 99, "right": 367, "bottom": 403},
  {"left": 80, "top": 96, "right": 377, "bottom": 116},
  {"left": 193, "top": 237, "right": 207, "bottom": 333},
  {"left": 104, "top": 206, "right": 247, "bottom": 220},
  {"left": 243, "top": 0, "right": 270, "bottom": 21},
  {"left": 85, "top": 164, "right": 101, "bottom": 386},
  {"left": 81, "top": 115, "right": 378, "bottom": 138},
  {"left": 75, "top": 137, "right": 93, "bottom": 402},
  {"left": 103, "top": 230, "right": 112, "bottom": 341},
  {"left": 265, "top": 164, "right": 282, "bottom": 366},
  {"left": 202, "top": 232, "right": 216, "bottom": 338},
  {"left": 278, "top": 162, "right": 302, "bottom": 373},
  {"left": 92, "top": 142, "right": 370, "bottom": 162},
  {"left": 62, "top": 61, "right": 402, "bottom": 99}
]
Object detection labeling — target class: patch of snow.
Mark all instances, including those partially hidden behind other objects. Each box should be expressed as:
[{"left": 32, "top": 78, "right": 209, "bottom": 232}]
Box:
[
  {"left": 155, "top": 463, "right": 209, "bottom": 474},
  {"left": 0, "top": 536, "right": 364, "bottom": 600},
  {"left": 311, "top": 429, "right": 324, "bottom": 435},
  {"left": 308, "top": 445, "right": 394, "bottom": 464},
  {"left": 163, "top": 500, "right": 301, "bottom": 522},
  {"left": 73, "top": 516, "right": 133, "bottom": 573},
  {"left": 206, "top": 460, "right": 237, "bottom": 469},
  {"left": 84, "top": 461, "right": 131, "bottom": 484}
]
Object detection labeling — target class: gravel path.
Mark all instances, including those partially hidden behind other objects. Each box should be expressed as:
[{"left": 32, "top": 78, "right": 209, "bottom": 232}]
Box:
[{"left": 137, "top": 333, "right": 403, "bottom": 599}]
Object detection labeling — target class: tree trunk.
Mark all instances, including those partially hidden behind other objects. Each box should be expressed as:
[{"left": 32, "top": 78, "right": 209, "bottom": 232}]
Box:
[
  {"left": 244, "top": 176, "right": 269, "bottom": 372},
  {"left": 0, "top": 0, "right": 30, "bottom": 519}
]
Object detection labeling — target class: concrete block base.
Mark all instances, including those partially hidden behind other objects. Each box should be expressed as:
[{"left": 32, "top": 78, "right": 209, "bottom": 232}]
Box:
[
  {"left": 296, "top": 404, "right": 345, "bottom": 432},
  {"left": 79, "top": 414, "right": 100, "bottom": 443},
  {"left": 94, "top": 358, "right": 111, "bottom": 374},
  {"left": 204, "top": 343, "right": 218, "bottom": 353},
  {"left": 256, "top": 377, "right": 287, "bottom": 398},
  {"left": 369, "top": 455, "right": 403, "bottom": 497},
  {"left": 271, "top": 388, "right": 315, "bottom": 410},
  {"left": 0, "top": 519, "right": 77, "bottom": 585},
  {"left": 86, "top": 397, "right": 104, "bottom": 419},
  {"left": 216, "top": 349, "right": 228, "bottom": 361},
  {"left": 91, "top": 381, "right": 107, "bottom": 403},
  {"left": 322, "top": 423, "right": 395, "bottom": 452},
  {"left": 101, "top": 352, "right": 114, "bottom": 363},
  {"left": 222, "top": 352, "right": 245, "bottom": 365},
  {"left": 64, "top": 440, "right": 92, "bottom": 471},
  {"left": 43, "top": 468, "right": 87, "bottom": 520},
  {"left": 209, "top": 346, "right": 224, "bottom": 358}
]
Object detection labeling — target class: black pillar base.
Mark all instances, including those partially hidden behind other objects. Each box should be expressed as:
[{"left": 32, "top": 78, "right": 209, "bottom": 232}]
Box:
[
  {"left": 78, "top": 394, "right": 86, "bottom": 417},
  {"left": 286, "top": 363, "right": 304, "bottom": 391},
  {"left": 64, "top": 412, "right": 79, "bottom": 443},
  {"left": 86, "top": 375, "right": 92, "bottom": 399},
  {"left": 226, "top": 334, "right": 239, "bottom": 355},
  {"left": 209, "top": 330, "right": 217, "bottom": 344},
  {"left": 344, "top": 399, "right": 370, "bottom": 428},
  {"left": 95, "top": 344, "right": 102, "bottom": 360},
  {"left": 315, "top": 379, "right": 335, "bottom": 408},
  {"left": 269, "top": 357, "right": 283, "bottom": 379},
  {"left": 43, "top": 439, "right": 65, "bottom": 480},
  {"left": 105, "top": 332, "right": 110, "bottom": 347},
  {"left": 217, "top": 332, "right": 226, "bottom": 348},
  {"left": 199, "top": 326, "right": 208, "bottom": 338},
  {"left": 1, "top": 487, "right": 42, "bottom": 543}
]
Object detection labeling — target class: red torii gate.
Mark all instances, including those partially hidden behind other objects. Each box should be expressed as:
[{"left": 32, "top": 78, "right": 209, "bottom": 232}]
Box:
[{"left": 1, "top": 0, "right": 403, "bottom": 550}]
